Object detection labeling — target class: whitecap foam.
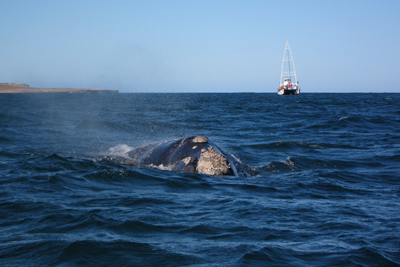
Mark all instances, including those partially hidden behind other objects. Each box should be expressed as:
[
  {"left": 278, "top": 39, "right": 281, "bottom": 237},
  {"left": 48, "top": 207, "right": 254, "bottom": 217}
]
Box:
[
  {"left": 148, "top": 164, "right": 174, "bottom": 171},
  {"left": 108, "top": 144, "right": 135, "bottom": 157}
]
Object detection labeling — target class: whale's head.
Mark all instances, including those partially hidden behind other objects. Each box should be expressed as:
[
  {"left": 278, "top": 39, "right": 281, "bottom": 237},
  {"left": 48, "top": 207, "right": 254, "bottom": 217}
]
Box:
[{"left": 127, "top": 136, "right": 254, "bottom": 177}]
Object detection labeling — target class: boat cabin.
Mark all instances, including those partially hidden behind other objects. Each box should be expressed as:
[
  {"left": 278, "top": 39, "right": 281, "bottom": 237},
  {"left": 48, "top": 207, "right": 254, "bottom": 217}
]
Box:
[{"left": 283, "top": 78, "right": 291, "bottom": 86}]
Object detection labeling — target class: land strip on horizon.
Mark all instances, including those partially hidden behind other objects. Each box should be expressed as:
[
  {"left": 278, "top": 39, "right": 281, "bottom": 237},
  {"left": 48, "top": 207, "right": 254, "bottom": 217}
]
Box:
[{"left": 0, "top": 83, "right": 118, "bottom": 93}]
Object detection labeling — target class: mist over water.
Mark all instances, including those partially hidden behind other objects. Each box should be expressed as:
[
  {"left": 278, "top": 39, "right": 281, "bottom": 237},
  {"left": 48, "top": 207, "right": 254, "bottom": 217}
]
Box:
[{"left": 1, "top": 93, "right": 400, "bottom": 266}]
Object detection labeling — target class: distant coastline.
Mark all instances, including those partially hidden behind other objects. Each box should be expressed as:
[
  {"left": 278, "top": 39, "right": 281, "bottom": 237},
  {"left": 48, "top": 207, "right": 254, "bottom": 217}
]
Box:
[{"left": 0, "top": 83, "right": 118, "bottom": 94}]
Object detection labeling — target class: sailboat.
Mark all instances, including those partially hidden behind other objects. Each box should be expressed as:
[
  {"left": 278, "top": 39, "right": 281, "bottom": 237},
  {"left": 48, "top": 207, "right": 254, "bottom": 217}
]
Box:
[{"left": 277, "top": 41, "right": 300, "bottom": 95}]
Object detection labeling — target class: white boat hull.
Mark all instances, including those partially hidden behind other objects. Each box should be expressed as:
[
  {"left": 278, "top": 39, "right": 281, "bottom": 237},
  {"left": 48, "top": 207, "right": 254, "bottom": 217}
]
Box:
[{"left": 278, "top": 88, "right": 300, "bottom": 95}]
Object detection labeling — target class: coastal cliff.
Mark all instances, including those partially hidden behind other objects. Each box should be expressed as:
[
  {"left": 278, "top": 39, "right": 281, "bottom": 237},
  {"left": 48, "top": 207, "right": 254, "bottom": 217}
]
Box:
[{"left": 0, "top": 83, "right": 118, "bottom": 93}]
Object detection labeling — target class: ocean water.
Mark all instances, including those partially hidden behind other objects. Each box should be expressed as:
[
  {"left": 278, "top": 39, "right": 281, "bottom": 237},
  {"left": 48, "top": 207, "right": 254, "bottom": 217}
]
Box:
[{"left": 1, "top": 92, "right": 399, "bottom": 266}]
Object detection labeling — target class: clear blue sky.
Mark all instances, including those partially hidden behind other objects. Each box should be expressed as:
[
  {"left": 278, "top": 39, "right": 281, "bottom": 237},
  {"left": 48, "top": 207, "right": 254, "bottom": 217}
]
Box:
[{"left": 1, "top": 0, "right": 399, "bottom": 92}]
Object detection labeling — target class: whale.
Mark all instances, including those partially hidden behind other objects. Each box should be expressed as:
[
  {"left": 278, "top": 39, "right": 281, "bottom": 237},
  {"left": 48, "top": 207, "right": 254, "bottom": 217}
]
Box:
[{"left": 126, "top": 136, "right": 254, "bottom": 177}]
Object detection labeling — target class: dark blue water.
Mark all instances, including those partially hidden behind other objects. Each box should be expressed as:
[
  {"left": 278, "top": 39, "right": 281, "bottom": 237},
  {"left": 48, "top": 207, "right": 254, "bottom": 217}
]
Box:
[{"left": 1, "top": 93, "right": 400, "bottom": 266}]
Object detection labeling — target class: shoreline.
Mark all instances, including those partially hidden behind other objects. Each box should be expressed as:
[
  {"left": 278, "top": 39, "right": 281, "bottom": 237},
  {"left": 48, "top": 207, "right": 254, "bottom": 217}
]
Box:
[{"left": 0, "top": 83, "right": 118, "bottom": 94}]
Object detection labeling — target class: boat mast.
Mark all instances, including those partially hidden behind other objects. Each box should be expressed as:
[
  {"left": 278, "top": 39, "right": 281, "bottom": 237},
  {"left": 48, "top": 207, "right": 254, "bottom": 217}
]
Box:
[
  {"left": 280, "top": 41, "right": 298, "bottom": 85},
  {"left": 287, "top": 43, "right": 291, "bottom": 81},
  {"left": 290, "top": 42, "right": 298, "bottom": 84}
]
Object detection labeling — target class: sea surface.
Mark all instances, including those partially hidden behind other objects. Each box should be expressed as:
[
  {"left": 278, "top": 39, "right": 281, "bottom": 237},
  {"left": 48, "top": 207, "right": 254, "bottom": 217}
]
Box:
[{"left": 1, "top": 92, "right": 399, "bottom": 266}]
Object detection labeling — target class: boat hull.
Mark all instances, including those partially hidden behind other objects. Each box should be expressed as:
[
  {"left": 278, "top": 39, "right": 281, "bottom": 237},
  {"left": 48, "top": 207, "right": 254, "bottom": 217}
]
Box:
[{"left": 277, "top": 88, "right": 300, "bottom": 95}]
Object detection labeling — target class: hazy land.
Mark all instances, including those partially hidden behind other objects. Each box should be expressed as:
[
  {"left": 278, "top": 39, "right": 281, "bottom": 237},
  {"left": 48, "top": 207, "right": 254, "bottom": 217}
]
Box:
[{"left": 0, "top": 83, "right": 118, "bottom": 94}]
